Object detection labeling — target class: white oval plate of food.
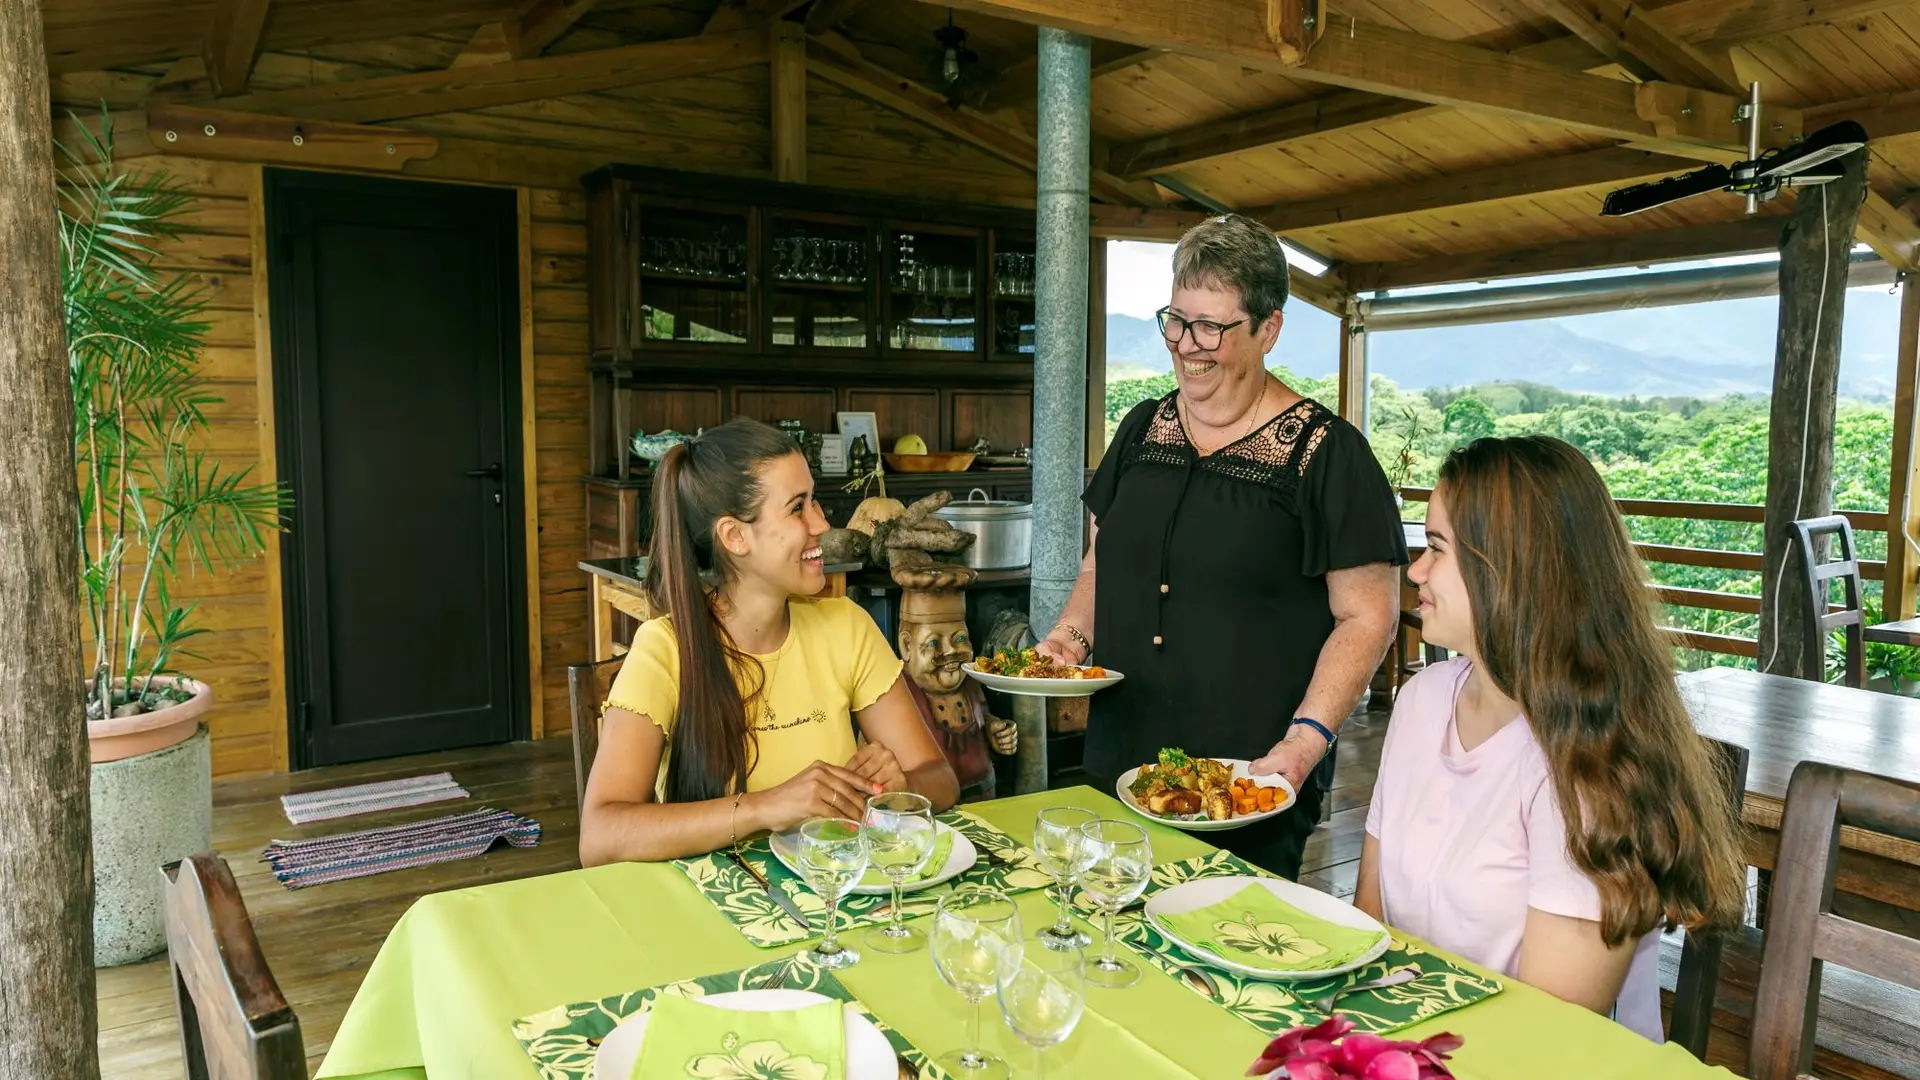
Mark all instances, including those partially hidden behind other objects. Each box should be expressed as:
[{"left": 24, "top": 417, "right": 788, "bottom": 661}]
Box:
[
  {"left": 1145, "top": 875, "right": 1392, "bottom": 981},
  {"left": 1115, "top": 751, "right": 1296, "bottom": 832},
  {"left": 963, "top": 648, "right": 1123, "bottom": 697},
  {"left": 594, "top": 989, "right": 896, "bottom": 1079},
  {"left": 769, "top": 819, "right": 977, "bottom": 896}
]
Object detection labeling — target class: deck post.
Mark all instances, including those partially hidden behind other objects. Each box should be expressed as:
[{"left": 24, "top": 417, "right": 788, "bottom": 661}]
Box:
[
  {"left": 1758, "top": 151, "right": 1869, "bottom": 677},
  {"left": 1887, "top": 279, "right": 1920, "bottom": 618},
  {"left": 0, "top": 0, "right": 101, "bottom": 1073},
  {"left": 1023, "top": 25, "right": 1091, "bottom": 792}
]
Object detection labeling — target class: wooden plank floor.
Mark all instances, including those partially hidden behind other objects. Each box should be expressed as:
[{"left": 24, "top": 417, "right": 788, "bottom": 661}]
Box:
[{"left": 95, "top": 710, "right": 1388, "bottom": 1078}]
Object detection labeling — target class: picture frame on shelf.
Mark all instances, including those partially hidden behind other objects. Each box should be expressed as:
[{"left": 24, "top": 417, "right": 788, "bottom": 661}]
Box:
[
  {"left": 818, "top": 434, "right": 849, "bottom": 476},
  {"left": 836, "top": 411, "right": 880, "bottom": 458}
]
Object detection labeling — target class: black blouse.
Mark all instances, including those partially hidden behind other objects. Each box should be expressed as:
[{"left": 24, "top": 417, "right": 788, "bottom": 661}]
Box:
[{"left": 1080, "top": 392, "right": 1409, "bottom": 784}]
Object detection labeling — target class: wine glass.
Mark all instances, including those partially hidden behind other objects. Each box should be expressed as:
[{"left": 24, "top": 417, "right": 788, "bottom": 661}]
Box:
[
  {"left": 997, "top": 937, "right": 1086, "bottom": 1080},
  {"left": 930, "top": 886, "right": 1022, "bottom": 1079},
  {"left": 1078, "top": 819, "right": 1152, "bottom": 988},
  {"left": 795, "top": 817, "right": 868, "bottom": 969},
  {"left": 1033, "top": 807, "right": 1096, "bottom": 950},
  {"left": 863, "top": 792, "right": 938, "bottom": 953}
]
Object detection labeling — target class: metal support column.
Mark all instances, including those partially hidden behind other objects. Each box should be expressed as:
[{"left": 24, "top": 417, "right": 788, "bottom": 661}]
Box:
[{"left": 1020, "top": 26, "right": 1091, "bottom": 794}]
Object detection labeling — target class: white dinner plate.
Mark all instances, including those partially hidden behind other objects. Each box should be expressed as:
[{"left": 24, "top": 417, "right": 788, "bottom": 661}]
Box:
[
  {"left": 1145, "top": 875, "right": 1392, "bottom": 981},
  {"left": 963, "top": 665, "right": 1124, "bottom": 697},
  {"left": 594, "top": 990, "right": 895, "bottom": 1079},
  {"left": 769, "top": 819, "right": 977, "bottom": 896},
  {"left": 1115, "top": 760, "right": 1296, "bottom": 832}
]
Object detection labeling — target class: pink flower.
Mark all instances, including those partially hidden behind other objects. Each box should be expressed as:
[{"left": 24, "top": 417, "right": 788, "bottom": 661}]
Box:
[{"left": 1244, "top": 1021, "right": 1461, "bottom": 1079}]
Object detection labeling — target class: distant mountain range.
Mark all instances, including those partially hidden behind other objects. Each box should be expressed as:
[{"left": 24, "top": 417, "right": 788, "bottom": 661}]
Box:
[{"left": 1106, "top": 287, "right": 1904, "bottom": 401}]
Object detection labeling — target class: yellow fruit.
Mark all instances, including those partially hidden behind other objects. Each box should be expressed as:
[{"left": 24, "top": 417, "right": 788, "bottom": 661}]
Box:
[{"left": 893, "top": 434, "right": 929, "bottom": 455}]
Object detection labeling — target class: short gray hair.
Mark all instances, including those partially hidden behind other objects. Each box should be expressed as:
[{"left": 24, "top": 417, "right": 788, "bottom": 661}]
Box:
[{"left": 1171, "top": 214, "right": 1289, "bottom": 330}]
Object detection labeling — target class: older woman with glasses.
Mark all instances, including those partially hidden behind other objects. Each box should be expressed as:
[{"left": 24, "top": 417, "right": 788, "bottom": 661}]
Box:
[{"left": 1033, "top": 214, "right": 1407, "bottom": 877}]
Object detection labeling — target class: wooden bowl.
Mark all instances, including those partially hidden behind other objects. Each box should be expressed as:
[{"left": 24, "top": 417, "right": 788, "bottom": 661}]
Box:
[{"left": 884, "top": 452, "right": 976, "bottom": 473}]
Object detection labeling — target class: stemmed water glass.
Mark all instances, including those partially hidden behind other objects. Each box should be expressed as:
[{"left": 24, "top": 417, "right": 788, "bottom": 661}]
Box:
[
  {"left": 1033, "top": 807, "right": 1095, "bottom": 950},
  {"left": 997, "top": 936, "right": 1086, "bottom": 1080},
  {"left": 863, "top": 792, "right": 938, "bottom": 953},
  {"left": 1078, "top": 819, "right": 1152, "bottom": 988},
  {"left": 795, "top": 817, "right": 868, "bottom": 969},
  {"left": 930, "top": 885, "right": 1022, "bottom": 1080}
]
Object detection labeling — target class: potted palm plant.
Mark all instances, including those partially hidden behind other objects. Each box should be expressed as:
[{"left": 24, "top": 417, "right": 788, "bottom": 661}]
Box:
[{"left": 63, "top": 115, "right": 287, "bottom": 964}]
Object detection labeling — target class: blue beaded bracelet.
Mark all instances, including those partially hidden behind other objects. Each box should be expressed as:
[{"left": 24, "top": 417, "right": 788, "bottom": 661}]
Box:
[{"left": 1290, "top": 716, "right": 1337, "bottom": 746}]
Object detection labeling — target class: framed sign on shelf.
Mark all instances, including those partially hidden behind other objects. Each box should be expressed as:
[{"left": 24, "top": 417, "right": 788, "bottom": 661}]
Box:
[{"left": 836, "top": 411, "right": 880, "bottom": 457}]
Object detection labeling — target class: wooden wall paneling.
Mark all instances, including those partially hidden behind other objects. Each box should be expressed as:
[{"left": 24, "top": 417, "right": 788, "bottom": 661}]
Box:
[
  {"left": 733, "top": 385, "right": 837, "bottom": 432},
  {"left": 517, "top": 188, "right": 547, "bottom": 740},
  {"left": 626, "top": 384, "right": 725, "bottom": 438},
  {"left": 528, "top": 186, "right": 592, "bottom": 738},
  {"left": 949, "top": 388, "right": 1032, "bottom": 454},
  {"left": 845, "top": 387, "right": 941, "bottom": 452},
  {"left": 244, "top": 164, "right": 289, "bottom": 773}
]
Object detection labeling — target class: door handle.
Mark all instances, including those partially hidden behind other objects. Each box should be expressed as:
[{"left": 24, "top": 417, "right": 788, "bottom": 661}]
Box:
[{"left": 466, "top": 462, "right": 504, "bottom": 481}]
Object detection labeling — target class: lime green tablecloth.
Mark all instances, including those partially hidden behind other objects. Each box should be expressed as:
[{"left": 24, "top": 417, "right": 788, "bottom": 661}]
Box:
[{"left": 316, "top": 787, "right": 1733, "bottom": 1080}]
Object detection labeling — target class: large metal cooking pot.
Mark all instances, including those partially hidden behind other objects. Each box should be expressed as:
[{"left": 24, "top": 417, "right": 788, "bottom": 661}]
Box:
[{"left": 934, "top": 489, "right": 1032, "bottom": 570}]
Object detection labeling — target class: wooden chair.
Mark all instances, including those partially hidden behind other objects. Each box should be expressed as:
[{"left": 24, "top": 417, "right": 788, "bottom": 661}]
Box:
[
  {"left": 1791, "top": 515, "right": 1865, "bottom": 688},
  {"left": 160, "top": 853, "right": 305, "bottom": 1080},
  {"left": 568, "top": 655, "right": 622, "bottom": 811},
  {"left": 1391, "top": 608, "right": 1448, "bottom": 693},
  {"left": 1667, "top": 737, "right": 1751, "bottom": 1060},
  {"left": 1748, "top": 761, "right": 1920, "bottom": 1080}
]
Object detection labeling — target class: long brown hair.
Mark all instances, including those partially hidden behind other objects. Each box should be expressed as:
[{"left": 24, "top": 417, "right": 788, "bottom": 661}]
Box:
[
  {"left": 644, "top": 419, "right": 801, "bottom": 803},
  {"left": 1438, "top": 435, "right": 1745, "bottom": 943}
]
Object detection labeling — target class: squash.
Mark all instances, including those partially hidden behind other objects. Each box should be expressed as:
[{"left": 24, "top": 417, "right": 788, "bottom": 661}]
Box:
[{"left": 846, "top": 496, "right": 905, "bottom": 535}]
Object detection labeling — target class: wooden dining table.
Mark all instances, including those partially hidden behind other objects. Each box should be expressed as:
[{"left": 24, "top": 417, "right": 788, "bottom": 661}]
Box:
[{"left": 1677, "top": 666, "right": 1920, "bottom": 932}]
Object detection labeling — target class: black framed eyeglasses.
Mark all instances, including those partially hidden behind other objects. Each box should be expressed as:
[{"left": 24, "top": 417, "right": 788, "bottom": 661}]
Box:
[{"left": 1155, "top": 308, "right": 1247, "bottom": 351}]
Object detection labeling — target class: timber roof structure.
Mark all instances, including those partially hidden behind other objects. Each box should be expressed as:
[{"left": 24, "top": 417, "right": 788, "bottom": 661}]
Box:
[{"left": 39, "top": 0, "right": 1920, "bottom": 307}]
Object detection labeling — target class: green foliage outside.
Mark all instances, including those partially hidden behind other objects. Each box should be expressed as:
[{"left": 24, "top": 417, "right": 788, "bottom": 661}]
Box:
[{"left": 1104, "top": 367, "right": 1898, "bottom": 681}]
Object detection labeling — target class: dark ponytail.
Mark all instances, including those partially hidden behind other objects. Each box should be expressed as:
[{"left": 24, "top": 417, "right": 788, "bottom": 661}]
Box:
[{"left": 645, "top": 418, "right": 803, "bottom": 802}]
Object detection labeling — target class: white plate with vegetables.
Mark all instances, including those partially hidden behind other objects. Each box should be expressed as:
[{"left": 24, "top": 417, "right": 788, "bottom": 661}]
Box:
[
  {"left": 963, "top": 647, "right": 1123, "bottom": 698},
  {"left": 1116, "top": 748, "right": 1296, "bottom": 832}
]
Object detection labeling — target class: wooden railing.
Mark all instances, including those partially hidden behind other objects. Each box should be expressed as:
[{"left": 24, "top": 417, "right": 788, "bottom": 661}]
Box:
[{"left": 1399, "top": 488, "right": 1890, "bottom": 660}]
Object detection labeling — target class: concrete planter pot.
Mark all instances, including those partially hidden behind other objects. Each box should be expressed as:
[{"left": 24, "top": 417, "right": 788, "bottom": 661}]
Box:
[{"left": 88, "top": 679, "right": 214, "bottom": 967}]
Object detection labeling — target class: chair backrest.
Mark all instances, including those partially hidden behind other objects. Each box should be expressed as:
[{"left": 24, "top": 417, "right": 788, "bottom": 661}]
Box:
[
  {"left": 1667, "top": 736, "right": 1751, "bottom": 1060},
  {"left": 161, "top": 853, "right": 305, "bottom": 1080},
  {"left": 1747, "top": 761, "right": 1920, "bottom": 1080},
  {"left": 569, "top": 655, "right": 623, "bottom": 811},
  {"left": 1790, "top": 515, "right": 1864, "bottom": 687}
]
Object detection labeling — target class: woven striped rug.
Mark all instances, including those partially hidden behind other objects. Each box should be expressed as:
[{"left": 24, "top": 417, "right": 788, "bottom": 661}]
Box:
[
  {"left": 263, "top": 807, "right": 542, "bottom": 889},
  {"left": 280, "top": 771, "right": 469, "bottom": 825}
]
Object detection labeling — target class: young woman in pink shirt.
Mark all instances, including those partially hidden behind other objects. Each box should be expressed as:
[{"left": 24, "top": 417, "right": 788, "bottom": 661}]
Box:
[{"left": 1358, "top": 435, "right": 1745, "bottom": 1042}]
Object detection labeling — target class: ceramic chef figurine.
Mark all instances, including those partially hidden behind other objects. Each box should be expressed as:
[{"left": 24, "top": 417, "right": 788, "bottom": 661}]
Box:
[{"left": 895, "top": 586, "right": 1017, "bottom": 803}]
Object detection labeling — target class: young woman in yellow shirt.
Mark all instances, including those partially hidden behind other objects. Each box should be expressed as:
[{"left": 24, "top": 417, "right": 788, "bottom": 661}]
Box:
[{"left": 579, "top": 420, "right": 958, "bottom": 864}]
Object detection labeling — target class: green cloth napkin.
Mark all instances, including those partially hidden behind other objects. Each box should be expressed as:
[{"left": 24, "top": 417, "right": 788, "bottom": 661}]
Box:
[
  {"left": 859, "top": 827, "right": 953, "bottom": 889},
  {"left": 1155, "top": 883, "right": 1386, "bottom": 972},
  {"left": 630, "top": 993, "right": 846, "bottom": 1080}
]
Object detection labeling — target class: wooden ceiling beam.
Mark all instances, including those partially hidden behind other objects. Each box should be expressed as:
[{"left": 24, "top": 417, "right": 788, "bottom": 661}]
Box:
[
  {"left": 1518, "top": 0, "right": 1737, "bottom": 91},
  {"left": 202, "top": 29, "right": 769, "bottom": 123},
  {"left": 504, "top": 0, "right": 600, "bottom": 56},
  {"left": 1109, "top": 93, "right": 1435, "bottom": 179},
  {"left": 803, "top": 34, "right": 1158, "bottom": 206},
  {"left": 803, "top": 0, "right": 872, "bottom": 33},
  {"left": 1344, "top": 215, "right": 1788, "bottom": 291},
  {"left": 201, "top": 0, "right": 272, "bottom": 97},
  {"left": 1255, "top": 146, "right": 1697, "bottom": 233},
  {"left": 974, "top": 42, "right": 1160, "bottom": 112},
  {"left": 770, "top": 20, "right": 806, "bottom": 182},
  {"left": 705, "top": 0, "right": 810, "bottom": 35},
  {"left": 934, "top": 0, "right": 1798, "bottom": 157}
]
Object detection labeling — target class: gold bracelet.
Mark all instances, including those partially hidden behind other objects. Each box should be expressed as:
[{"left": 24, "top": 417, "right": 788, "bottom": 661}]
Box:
[
  {"left": 729, "top": 791, "right": 745, "bottom": 849},
  {"left": 1057, "top": 624, "right": 1091, "bottom": 658}
]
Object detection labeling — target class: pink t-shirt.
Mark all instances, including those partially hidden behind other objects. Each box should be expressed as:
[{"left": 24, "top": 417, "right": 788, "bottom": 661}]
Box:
[{"left": 1365, "top": 658, "right": 1663, "bottom": 1042}]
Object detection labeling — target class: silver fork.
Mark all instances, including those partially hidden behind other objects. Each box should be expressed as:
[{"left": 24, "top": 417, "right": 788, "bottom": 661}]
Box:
[{"left": 1303, "top": 968, "right": 1419, "bottom": 1014}]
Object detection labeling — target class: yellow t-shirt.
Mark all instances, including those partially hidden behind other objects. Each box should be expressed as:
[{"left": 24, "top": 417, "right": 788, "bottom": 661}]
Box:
[{"left": 605, "top": 596, "right": 903, "bottom": 798}]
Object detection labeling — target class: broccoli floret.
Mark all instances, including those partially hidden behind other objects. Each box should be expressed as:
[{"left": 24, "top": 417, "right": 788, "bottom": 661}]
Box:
[{"left": 1157, "top": 747, "right": 1190, "bottom": 771}]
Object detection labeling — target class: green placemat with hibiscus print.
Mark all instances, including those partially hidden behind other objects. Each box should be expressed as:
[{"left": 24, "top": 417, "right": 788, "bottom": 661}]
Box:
[
  {"left": 511, "top": 955, "right": 952, "bottom": 1080},
  {"left": 1073, "top": 850, "right": 1503, "bottom": 1038},
  {"left": 673, "top": 807, "right": 1053, "bottom": 948}
]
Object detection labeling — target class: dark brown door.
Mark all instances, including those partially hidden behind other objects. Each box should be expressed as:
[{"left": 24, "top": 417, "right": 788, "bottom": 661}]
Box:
[{"left": 267, "top": 170, "right": 526, "bottom": 767}]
